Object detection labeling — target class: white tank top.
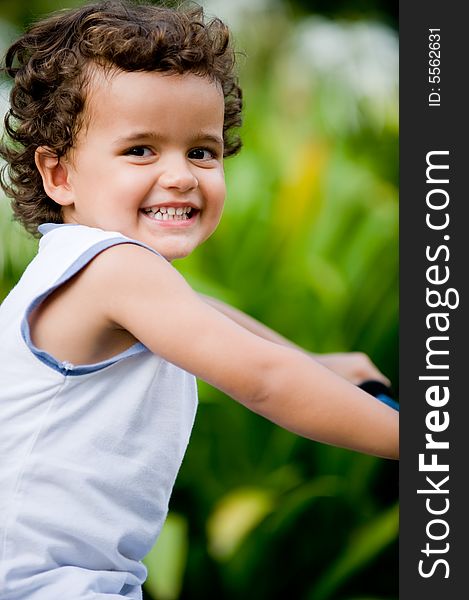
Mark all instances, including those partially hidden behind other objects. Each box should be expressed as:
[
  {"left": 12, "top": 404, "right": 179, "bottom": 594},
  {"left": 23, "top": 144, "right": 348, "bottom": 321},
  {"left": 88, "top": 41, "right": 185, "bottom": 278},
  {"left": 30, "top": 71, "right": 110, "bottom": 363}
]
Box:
[{"left": 0, "top": 223, "right": 198, "bottom": 599}]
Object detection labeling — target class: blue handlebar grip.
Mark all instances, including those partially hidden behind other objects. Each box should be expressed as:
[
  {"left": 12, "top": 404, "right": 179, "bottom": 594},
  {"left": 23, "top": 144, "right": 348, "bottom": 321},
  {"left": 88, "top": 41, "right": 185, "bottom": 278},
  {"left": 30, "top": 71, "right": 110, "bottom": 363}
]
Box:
[
  {"left": 375, "top": 393, "right": 400, "bottom": 412},
  {"left": 358, "top": 380, "right": 399, "bottom": 412}
]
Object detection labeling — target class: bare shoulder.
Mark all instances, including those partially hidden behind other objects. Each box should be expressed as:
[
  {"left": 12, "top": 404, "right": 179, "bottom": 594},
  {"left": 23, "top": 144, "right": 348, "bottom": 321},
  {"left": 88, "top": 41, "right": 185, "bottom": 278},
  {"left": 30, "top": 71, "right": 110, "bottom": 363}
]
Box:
[
  {"left": 92, "top": 244, "right": 279, "bottom": 402},
  {"left": 92, "top": 242, "right": 211, "bottom": 332},
  {"left": 89, "top": 242, "right": 183, "bottom": 288},
  {"left": 29, "top": 242, "right": 173, "bottom": 365},
  {"left": 87, "top": 242, "right": 197, "bottom": 317}
]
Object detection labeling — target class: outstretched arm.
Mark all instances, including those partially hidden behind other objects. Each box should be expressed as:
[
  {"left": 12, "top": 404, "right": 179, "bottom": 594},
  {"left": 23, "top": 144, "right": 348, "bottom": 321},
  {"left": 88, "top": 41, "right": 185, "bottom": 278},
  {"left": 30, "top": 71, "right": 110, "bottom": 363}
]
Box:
[
  {"left": 200, "top": 294, "right": 390, "bottom": 386},
  {"left": 89, "top": 245, "right": 398, "bottom": 459}
]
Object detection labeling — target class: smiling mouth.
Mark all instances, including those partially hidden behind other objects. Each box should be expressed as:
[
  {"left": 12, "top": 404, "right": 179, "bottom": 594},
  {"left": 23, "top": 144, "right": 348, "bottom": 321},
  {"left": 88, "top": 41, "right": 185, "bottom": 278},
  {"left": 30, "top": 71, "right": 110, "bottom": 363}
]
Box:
[{"left": 141, "top": 206, "right": 198, "bottom": 222}]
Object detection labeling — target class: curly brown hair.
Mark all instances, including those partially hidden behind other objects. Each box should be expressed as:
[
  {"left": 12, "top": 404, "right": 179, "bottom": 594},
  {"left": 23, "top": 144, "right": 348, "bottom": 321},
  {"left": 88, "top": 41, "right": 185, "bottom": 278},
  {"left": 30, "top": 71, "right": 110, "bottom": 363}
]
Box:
[{"left": 0, "top": 0, "right": 242, "bottom": 235}]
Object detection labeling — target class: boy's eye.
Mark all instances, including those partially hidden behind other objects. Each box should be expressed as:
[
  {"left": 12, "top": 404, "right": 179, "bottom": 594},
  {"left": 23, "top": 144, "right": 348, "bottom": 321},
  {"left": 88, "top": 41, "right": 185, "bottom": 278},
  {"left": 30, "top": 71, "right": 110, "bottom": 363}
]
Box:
[
  {"left": 126, "top": 146, "right": 153, "bottom": 157},
  {"left": 188, "top": 148, "right": 215, "bottom": 161}
]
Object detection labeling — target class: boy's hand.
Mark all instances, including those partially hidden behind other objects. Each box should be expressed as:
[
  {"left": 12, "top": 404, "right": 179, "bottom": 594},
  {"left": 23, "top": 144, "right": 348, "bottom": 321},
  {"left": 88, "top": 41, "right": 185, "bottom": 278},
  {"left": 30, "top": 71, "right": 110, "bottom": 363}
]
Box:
[{"left": 312, "top": 352, "right": 391, "bottom": 387}]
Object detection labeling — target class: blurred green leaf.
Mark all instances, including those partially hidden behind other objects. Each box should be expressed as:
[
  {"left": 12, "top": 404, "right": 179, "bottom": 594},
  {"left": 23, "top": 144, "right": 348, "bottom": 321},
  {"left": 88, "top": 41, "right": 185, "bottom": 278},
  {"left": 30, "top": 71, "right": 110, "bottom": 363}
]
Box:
[
  {"left": 0, "top": 197, "right": 38, "bottom": 299},
  {"left": 207, "top": 487, "right": 274, "bottom": 560},
  {"left": 143, "top": 513, "right": 188, "bottom": 600},
  {"left": 308, "top": 502, "right": 399, "bottom": 600}
]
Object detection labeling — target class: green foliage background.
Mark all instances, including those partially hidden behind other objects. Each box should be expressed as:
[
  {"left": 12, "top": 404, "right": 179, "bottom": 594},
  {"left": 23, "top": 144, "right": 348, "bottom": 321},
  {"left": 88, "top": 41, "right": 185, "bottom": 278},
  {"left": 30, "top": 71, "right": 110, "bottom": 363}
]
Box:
[{"left": 0, "top": 1, "right": 398, "bottom": 598}]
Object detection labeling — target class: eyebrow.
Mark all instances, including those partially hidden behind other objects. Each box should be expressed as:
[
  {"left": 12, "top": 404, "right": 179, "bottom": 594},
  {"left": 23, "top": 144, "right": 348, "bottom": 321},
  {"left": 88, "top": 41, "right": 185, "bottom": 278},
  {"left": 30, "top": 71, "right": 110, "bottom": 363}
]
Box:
[{"left": 113, "top": 131, "right": 224, "bottom": 147}]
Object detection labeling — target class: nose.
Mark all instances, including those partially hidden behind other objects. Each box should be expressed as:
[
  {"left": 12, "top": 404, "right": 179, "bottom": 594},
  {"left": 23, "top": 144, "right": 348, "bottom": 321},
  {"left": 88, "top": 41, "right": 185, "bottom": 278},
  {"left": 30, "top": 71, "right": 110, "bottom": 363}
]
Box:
[{"left": 157, "top": 154, "right": 198, "bottom": 193}]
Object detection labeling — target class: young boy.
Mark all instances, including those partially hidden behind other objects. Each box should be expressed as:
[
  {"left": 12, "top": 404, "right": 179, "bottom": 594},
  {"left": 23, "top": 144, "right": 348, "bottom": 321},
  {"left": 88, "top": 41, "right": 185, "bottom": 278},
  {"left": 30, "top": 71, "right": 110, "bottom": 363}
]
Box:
[{"left": 0, "top": 1, "right": 398, "bottom": 598}]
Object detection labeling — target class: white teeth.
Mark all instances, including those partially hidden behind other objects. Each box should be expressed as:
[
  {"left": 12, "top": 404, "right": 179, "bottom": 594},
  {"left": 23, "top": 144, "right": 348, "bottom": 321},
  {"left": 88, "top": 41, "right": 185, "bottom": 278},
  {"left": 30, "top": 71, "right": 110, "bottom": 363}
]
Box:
[{"left": 142, "top": 206, "right": 194, "bottom": 221}]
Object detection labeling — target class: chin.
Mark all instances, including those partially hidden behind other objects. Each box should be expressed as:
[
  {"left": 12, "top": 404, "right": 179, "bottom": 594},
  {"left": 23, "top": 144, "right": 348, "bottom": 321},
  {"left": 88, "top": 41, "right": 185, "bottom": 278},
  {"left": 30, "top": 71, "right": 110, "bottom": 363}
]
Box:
[{"left": 155, "top": 244, "right": 194, "bottom": 262}]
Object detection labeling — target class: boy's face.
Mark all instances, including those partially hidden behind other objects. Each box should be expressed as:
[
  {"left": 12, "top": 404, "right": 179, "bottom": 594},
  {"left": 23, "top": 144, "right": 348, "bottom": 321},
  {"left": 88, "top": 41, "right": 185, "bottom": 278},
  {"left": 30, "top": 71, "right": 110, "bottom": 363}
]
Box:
[{"left": 61, "top": 69, "right": 226, "bottom": 261}]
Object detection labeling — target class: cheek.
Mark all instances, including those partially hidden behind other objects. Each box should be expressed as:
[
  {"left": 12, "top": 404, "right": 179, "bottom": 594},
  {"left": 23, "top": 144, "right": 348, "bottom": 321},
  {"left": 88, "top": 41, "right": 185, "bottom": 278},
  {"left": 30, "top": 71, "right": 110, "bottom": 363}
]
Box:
[
  {"left": 70, "top": 158, "right": 107, "bottom": 193},
  {"left": 204, "top": 172, "right": 226, "bottom": 208},
  {"left": 95, "top": 167, "right": 151, "bottom": 200}
]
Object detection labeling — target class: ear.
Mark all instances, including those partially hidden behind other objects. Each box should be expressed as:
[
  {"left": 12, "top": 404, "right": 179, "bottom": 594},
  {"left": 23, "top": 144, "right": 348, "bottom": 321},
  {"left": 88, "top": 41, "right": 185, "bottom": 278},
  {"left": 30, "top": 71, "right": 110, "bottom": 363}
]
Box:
[{"left": 34, "top": 147, "right": 75, "bottom": 206}]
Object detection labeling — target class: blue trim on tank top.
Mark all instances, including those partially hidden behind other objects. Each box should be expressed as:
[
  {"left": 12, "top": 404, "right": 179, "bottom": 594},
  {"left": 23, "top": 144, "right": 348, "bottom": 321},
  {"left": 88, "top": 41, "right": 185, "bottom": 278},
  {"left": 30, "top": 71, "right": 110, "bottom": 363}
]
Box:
[{"left": 22, "top": 224, "right": 164, "bottom": 376}]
